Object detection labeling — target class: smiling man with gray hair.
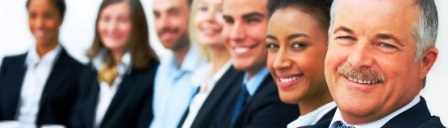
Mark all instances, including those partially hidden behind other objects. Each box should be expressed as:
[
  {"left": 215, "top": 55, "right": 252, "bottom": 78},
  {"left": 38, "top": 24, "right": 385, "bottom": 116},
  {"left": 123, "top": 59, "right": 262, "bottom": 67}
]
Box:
[{"left": 306, "top": 0, "right": 445, "bottom": 127}]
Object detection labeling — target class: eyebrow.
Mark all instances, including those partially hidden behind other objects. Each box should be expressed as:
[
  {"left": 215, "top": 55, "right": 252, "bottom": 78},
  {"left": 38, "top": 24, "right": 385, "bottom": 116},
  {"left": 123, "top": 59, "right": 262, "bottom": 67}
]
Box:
[
  {"left": 242, "top": 12, "right": 265, "bottom": 19},
  {"left": 266, "top": 35, "right": 277, "bottom": 40},
  {"left": 376, "top": 33, "right": 404, "bottom": 47},
  {"left": 333, "top": 26, "right": 354, "bottom": 34},
  {"left": 287, "top": 33, "right": 308, "bottom": 40}
]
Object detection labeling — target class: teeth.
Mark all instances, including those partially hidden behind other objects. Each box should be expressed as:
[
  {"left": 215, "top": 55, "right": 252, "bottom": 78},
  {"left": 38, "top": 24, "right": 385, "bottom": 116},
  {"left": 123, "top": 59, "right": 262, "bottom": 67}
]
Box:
[
  {"left": 234, "top": 47, "right": 250, "bottom": 54},
  {"left": 279, "top": 75, "right": 300, "bottom": 83},
  {"left": 347, "top": 77, "right": 379, "bottom": 84}
]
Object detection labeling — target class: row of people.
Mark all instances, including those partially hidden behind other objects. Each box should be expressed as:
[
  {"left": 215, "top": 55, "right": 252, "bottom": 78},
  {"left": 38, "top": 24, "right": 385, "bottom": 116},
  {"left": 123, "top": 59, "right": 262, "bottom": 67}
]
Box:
[{"left": 0, "top": 0, "right": 444, "bottom": 128}]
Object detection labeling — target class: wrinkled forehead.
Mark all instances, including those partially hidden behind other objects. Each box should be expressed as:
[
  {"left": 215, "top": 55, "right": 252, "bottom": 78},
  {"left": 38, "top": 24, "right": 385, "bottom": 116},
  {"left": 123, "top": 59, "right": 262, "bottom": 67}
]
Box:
[
  {"left": 222, "top": 0, "right": 269, "bottom": 18},
  {"left": 332, "top": 0, "right": 418, "bottom": 37}
]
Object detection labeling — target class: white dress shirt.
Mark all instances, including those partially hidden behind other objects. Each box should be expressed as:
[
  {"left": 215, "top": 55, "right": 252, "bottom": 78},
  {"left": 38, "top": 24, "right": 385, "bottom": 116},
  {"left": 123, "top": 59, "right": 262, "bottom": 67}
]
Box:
[
  {"left": 181, "top": 61, "right": 232, "bottom": 128},
  {"left": 92, "top": 49, "right": 131, "bottom": 128},
  {"left": 17, "top": 45, "right": 62, "bottom": 126},
  {"left": 287, "top": 101, "right": 336, "bottom": 128},
  {"left": 330, "top": 95, "right": 421, "bottom": 128}
]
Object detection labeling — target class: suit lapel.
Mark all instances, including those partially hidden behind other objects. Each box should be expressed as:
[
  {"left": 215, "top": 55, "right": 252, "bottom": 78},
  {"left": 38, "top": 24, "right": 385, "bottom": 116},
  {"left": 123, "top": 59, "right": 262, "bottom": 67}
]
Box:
[
  {"left": 190, "top": 66, "right": 243, "bottom": 127},
  {"left": 99, "top": 71, "right": 134, "bottom": 127},
  {"left": 382, "top": 97, "right": 433, "bottom": 128},
  {"left": 39, "top": 49, "right": 69, "bottom": 107}
]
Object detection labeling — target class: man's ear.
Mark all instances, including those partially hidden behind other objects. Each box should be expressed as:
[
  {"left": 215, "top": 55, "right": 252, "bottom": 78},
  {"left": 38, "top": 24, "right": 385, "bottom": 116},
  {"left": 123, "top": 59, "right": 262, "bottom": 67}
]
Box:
[{"left": 419, "top": 47, "right": 438, "bottom": 80}]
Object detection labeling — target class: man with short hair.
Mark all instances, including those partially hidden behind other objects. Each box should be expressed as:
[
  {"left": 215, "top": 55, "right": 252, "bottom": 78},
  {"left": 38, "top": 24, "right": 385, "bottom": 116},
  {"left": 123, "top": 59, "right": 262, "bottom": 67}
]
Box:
[
  {"left": 311, "top": 0, "right": 444, "bottom": 127},
  {"left": 151, "top": 0, "right": 204, "bottom": 127},
  {"left": 211, "top": 0, "right": 299, "bottom": 127}
]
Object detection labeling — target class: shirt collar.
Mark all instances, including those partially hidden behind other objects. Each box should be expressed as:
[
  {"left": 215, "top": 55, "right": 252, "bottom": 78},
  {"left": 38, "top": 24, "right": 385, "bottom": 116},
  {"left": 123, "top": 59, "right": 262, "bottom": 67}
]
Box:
[
  {"left": 243, "top": 67, "right": 269, "bottom": 96},
  {"left": 330, "top": 95, "right": 421, "bottom": 128},
  {"left": 25, "top": 44, "right": 62, "bottom": 67},
  {"left": 92, "top": 48, "right": 132, "bottom": 75},
  {"left": 167, "top": 47, "right": 205, "bottom": 73}
]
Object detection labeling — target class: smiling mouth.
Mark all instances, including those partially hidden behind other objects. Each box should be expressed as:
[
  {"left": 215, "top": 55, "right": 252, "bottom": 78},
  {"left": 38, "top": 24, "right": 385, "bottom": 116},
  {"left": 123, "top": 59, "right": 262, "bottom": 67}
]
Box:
[
  {"left": 346, "top": 76, "right": 381, "bottom": 85},
  {"left": 278, "top": 73, "right": 304, "bottom": 83}
]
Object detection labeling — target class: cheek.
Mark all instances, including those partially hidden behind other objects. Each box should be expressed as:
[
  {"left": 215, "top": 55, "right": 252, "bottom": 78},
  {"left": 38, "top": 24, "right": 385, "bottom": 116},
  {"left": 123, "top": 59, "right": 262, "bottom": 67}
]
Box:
[
  {"left": 267, "top": 52, "right": 276, "bottom": 70},
  {"left": 118, "top": 22, "right": 132, "bottom": 38}
]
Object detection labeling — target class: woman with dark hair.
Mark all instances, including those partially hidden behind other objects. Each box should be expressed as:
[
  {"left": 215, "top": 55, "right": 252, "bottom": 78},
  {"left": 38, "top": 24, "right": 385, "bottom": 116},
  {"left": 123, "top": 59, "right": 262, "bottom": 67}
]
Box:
[
  {"left": 70, "top": 0, "right": 158, "bottom": 128},
  {"left": 0, "top": 0, "right": 83, "bottom": 127},
  {"left": 266, "top": 0, "right": 335, "bottom": 127}
]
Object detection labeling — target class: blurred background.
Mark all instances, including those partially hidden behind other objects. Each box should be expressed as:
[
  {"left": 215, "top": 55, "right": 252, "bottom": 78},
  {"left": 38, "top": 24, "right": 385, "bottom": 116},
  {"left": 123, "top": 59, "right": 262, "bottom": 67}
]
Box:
[{"left": 0, "top": 0, "right": 446, "bottom": 125}]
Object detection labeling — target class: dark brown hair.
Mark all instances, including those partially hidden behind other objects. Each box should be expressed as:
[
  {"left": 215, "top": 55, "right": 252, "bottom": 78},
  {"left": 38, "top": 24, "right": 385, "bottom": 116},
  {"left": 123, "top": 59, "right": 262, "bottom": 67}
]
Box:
[
  {"left": 269, "top": 0, "right": 332, "bottom": 31},
  {"left": 26, "top": 0, "right": 66, "bottom": 19},
  {"left": 87, "top": 0, "right": 157, "bottom": 70}
]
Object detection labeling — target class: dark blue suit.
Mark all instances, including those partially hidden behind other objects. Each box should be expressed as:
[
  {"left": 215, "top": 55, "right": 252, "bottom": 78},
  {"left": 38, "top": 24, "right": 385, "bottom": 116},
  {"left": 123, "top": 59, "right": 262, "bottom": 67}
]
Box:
[
  {"left": 212, "top": 74, "right": 299, "bottom": 128},
  {"left": 302, "top": 97, "right": 445, "bottom": 128},
  {"left": 69, "top": 59, "right": 158, "bottom": 128},
  {"left": 0, "top": 48, "right": 83, "bottom": 126}
]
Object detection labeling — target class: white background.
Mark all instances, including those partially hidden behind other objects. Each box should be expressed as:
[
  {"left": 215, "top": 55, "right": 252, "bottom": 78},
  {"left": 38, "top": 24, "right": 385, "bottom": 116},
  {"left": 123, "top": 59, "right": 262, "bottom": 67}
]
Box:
[{"left": 0, "top": 0, "right": 446, "bottom": 125}]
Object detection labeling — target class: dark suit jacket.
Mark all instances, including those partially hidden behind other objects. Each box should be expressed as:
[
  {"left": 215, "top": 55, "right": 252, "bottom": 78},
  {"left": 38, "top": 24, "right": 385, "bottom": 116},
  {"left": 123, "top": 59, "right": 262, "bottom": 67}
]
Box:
[
  {"left": 69, "top": 59, "right": 158, "bottom": 128},
  {"left": 177, "top": 65, "right": 244, "bottom": 128},
  {"left": 0, "top": 48, "right": 83, "bottom": 126},
  {"left": 304, "top": 97, "right": 445, "bottom": 128},
  {"left": 213, "top": 74, "right": 299, "bottom": 128}
]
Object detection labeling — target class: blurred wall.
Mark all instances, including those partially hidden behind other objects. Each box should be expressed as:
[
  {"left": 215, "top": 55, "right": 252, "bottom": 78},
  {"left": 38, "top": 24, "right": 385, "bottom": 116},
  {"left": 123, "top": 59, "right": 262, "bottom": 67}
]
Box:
[{"left": 0, "top": 0, "right": 446, "bottom": 125}]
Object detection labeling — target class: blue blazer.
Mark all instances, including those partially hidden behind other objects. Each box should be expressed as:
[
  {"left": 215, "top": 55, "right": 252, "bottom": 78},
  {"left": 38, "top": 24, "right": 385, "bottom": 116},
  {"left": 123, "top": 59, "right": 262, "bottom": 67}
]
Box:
[
  {"left": 0, "top": 48, "right": 84, "bottom": 126},
  {"left": 213, "top": 74, "right": 300, "bottom": 128},
  {"left": 302, "top": 97, "right": 445, "bottom": 128},
  {"left": 69, "top": 59, "right": 158, "bottom": 128}
]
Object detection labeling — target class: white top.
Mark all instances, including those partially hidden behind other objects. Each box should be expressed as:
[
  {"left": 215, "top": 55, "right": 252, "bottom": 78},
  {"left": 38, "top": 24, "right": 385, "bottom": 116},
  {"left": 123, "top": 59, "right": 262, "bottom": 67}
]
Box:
[
  {"left": 17, "top": 45, "right": 62, "bottom": 126},
  {"left": 287, "top": 101, "right": 336, "bottom": 128},
  {"left": 92, "top": 49, "right": 131, "bottom": 128},
  {"left": 181, "top": 61, "right": 232, "bottom": 128},
  {"left": 330, "top": 95, "right": 421, "bottom": 128}
]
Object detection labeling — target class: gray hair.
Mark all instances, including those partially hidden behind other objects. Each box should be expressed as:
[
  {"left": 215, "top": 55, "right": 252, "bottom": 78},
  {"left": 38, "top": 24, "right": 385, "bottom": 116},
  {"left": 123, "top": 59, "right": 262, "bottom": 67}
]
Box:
[{"left": 329, "top": 0, "right": 439, "bottom": 60}]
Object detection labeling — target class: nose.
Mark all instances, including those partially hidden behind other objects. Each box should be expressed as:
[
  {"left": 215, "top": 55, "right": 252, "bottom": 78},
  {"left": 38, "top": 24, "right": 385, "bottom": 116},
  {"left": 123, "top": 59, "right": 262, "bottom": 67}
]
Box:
[
  {"left": 347, "top": 39, "right": 374, "bottom": 68},
  {"left": 273, "top": 48, "right": 292, "bottom": 70},
  {"left": 156, "top": 14, "right": 170, "bottom": 32},
  {"left": 228, "top": 22, "right": 246, "bottom": 43}
]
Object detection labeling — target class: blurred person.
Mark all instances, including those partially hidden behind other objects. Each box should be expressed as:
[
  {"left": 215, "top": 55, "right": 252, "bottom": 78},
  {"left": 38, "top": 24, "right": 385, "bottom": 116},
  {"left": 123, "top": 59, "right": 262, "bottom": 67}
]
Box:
[
  {"left": 308, "top": 0, "right": 444, "bottom": 127},
  {"left": 211, "top": 0, "right": 299, "bottom": 127},
  {"left": 0, "top": 0, "right": 83, "bottom": 127},
  {"left": 150, "top": 0, "right": 206, "bottom": 127},
  {"left": 176, "top": 0, "right": 244, "bottom": 127},
  {"left": 69, "top": 0, "right": 158, "bottom": 128},
  {"left": 266, "top": 0, "right": 335, "bottom": 127}
]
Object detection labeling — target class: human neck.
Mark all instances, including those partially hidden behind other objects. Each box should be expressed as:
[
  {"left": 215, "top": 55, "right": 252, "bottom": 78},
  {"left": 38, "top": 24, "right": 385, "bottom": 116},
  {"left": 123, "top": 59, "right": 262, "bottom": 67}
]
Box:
[
  {"left": 36, "top": 39, "right": 58, "bottom": 57},
  {"left": 173, "top": 44, "right": 191, "bottom": 68},
  {"left": 111, "top": 50, "right": 124, "bottom": 67},
  {"left": 298, "top": 87, "right": 333, "bottom": 115},
  {"left": 208, "top": 45, "right": 230, "bottom": 74}
]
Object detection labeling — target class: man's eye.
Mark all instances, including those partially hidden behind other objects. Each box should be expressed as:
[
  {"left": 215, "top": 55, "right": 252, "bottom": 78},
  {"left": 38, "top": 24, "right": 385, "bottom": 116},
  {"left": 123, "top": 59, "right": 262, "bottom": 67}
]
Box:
[
  {"left": 336, "top": 36, "right": 355, "bottom": 40},
  {"left": 379, "top": 43, "right": 396, "bottom": 49},
  {"left": 246, "top": 18, "right": 260, "bottom": 23}
]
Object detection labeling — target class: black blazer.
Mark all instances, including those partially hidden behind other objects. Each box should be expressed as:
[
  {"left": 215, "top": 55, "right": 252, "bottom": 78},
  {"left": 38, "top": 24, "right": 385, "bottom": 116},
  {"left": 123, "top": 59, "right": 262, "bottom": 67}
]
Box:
[
  {"left": 304, "top": 97, "right": 445, "bottom": 128},
  {"left": 0, "top": 48, "right": 83, "bottom": 126},
  {"left": 177, "top": 65, "right": 245, "bottom": 128},
  {"left": 213, "top": 74, "right": 299, "bottom": 128},
  {"left": 70, "top": 59, "right": 159, "bottom": 128}
]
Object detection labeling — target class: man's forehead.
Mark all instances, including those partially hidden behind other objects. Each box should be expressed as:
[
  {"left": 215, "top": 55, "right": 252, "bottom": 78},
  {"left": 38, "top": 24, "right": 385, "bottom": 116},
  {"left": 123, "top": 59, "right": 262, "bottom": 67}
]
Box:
[
  {"left": 222, "top": 0, "right": 268, "bottom": 18},
  {"left": 153, "top": 0, "right": 187, "bottom": 10}
]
